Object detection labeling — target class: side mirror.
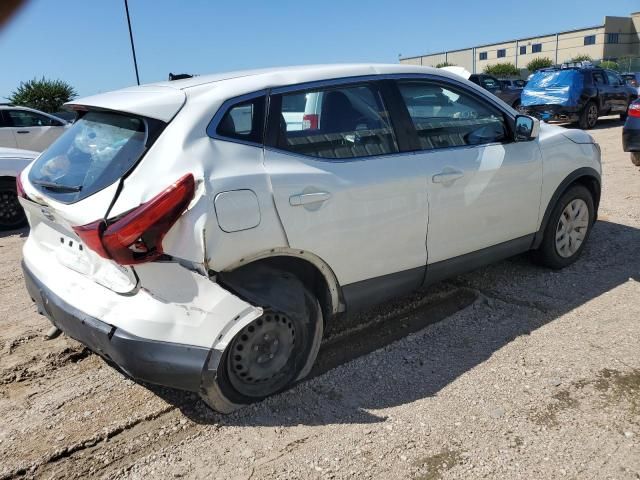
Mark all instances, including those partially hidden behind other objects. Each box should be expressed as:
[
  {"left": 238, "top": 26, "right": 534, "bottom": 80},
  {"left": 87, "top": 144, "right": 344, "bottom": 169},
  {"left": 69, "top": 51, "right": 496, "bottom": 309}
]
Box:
[{"left": 514, "top": 114, "right": 539, "bottom": 141}]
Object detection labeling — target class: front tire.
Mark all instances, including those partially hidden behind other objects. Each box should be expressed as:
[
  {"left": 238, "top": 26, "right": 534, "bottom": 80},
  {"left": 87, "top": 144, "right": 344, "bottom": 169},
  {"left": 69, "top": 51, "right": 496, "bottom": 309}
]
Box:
[
  {"left": 578, "top": 102, "right": 598, "bottom": 129},
  {"left": 533, "top": 184, "right": 595, "bottom": 269},
  {"left": 200, "top": 272, "right": 323, "bottom": 413},
  {"left": 632, "top": 152, "right": 640, "bottom": 166},
  {"left": 0, "top": 179, "right": 27, "bottom": 231}
]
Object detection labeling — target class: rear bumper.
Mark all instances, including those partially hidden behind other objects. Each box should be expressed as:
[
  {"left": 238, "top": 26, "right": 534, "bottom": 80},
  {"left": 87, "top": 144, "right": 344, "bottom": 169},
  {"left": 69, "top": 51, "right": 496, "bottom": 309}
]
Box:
[
  {"left": 23, "top": 260, "right": 210, "bottom": 392},
  {"left": 521, "top": 104, "right": 580, "bottom": 123},
  {"left": 622, "top": 126, "right": 640, "bottom": 152}
]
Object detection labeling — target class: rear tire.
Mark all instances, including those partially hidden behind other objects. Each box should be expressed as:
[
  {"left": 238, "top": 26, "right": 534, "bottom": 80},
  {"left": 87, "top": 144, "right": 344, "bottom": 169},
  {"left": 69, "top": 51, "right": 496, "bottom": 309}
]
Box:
[
  {"left": 0, "top": 179, "right": 27, "bottom": 231},
  {"left": 533, "top": 184, "right": 595, "bottom": 269},
  {"left": 200, "top": 272, "right": 323, "bottom": 413},
  {"left": 578, "top": 102, "right": 598, "bottom": 130},
  {"left": 632, "top": 152, "right": 640, "bottom": 166}
]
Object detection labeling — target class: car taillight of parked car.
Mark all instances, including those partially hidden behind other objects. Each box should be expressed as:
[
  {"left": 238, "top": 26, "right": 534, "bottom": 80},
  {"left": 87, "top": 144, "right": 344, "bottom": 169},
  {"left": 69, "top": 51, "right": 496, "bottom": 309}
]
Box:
[
  {"left": 302, "top": 113, "right": 319, "bottom": 130},
  {"left": 629, "top": 103, "right": 640, "bottom": 118},
  {"left": 73, "top": 174, "right": 195, "bottom": 265}
]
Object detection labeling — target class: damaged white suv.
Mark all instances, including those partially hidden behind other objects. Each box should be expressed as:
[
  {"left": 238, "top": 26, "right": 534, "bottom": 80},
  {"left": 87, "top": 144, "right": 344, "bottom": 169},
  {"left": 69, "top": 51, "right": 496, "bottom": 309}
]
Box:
[{"left": 19, "top": 64, "right": 601, "bottom": 412}]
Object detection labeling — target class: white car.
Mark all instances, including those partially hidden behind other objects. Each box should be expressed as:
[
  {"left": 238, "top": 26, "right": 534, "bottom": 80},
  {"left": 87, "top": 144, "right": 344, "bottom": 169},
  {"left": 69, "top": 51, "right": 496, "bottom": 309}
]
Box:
[
  {"left": 0, "top": 147, "right": 38, "bottom": 230},
  {"left": 0, "top": 106, "right": 68, "bottom": 152},
  {"left": 18, "top": 64, "right": 601, "bottom": 412}
]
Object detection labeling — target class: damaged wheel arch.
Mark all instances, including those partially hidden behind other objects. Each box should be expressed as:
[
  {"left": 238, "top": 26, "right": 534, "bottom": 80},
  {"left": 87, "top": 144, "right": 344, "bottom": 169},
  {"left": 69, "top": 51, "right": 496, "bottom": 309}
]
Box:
[{"left": 200, "top": 263, "right": 324, "bottom": 412}]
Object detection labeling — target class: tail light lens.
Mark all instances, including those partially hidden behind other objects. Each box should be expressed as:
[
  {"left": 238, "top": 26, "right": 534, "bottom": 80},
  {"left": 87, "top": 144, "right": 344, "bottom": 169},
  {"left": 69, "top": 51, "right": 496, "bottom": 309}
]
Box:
[
  {"left": 302, "top": 113, "right": 319, "bottom": 130},
  {"left": 73, "top": 174, "right": 195, "bottom": 265},
  {"left": 16, "top": 173, "right": 27, "bottom": 199},
  {"left": 629, "top": 103, "right": 640, "bottom": 118}
]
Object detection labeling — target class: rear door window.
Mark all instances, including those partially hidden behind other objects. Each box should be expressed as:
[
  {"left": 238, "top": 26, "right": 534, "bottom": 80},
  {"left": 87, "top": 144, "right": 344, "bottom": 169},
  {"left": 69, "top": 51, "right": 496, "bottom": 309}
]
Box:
[
  {"left": 271, "top": 83, "right": 398, "bottom": 159},
  {"left": 6, "top": 109, "right": 58, "bottom": 127},
  {"left": 28, "top": 111, "right": 151, "bottom": 203}
]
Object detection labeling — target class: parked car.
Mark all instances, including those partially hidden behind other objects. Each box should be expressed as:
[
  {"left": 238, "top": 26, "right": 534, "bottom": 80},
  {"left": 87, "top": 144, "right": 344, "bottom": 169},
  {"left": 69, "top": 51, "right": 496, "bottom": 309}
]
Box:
[
  {"left": 19, "top": 64, "right": 601, "bottom": 412},
  {"left": 622, "top": 99, "right": 640, "bottom": 166},
  {"left": 621, "top": 72, "right": 640, "bottom": 95},
  {"left": 0, "top": 147, "right": 38, "bottom": 230},
  {"left": 500, "top": 78, "right": 527, "bottom": 89},
  {"left": 0, "top": 106, "right": 68, "bottom": 152},
  {"left": 521, "top": 66, "right": 638, "bottom": 129},
  {"left": 468, "top": 73, "right": 523, "bottom": 109}
]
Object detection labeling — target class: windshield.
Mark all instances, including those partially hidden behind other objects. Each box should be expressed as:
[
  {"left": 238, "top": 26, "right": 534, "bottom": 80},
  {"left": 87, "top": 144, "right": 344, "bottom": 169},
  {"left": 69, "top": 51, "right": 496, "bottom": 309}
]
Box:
[
  {"left": 526, "top": 70, "right": 580, "bottom": 90},
  {"left": 29, "top": 111, "right": 148, "bottom": 203}
]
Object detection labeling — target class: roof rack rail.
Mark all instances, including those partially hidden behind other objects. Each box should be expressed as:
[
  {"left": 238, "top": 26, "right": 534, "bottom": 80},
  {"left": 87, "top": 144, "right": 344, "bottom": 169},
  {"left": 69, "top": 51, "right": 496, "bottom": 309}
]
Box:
[{"left": 560, "top": 61, "right": 595, "bottom": 69}]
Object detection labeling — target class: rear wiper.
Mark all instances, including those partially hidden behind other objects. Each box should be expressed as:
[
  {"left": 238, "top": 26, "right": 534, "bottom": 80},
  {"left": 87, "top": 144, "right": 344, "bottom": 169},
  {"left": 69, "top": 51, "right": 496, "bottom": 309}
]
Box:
[{"left": 32, "top": 180, "right": 83, "bottom": 193}]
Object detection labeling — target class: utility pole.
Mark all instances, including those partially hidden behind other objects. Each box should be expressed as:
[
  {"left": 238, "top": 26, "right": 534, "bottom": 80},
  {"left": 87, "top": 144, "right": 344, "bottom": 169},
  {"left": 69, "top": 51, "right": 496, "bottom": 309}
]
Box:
[{"left": 124, "top": 0, "right": 140, "bottom": 85}]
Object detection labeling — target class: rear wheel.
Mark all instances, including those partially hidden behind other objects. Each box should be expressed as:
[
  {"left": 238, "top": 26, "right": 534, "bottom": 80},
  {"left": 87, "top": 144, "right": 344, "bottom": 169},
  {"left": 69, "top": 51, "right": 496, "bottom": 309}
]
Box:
[
  {"left": 0, "top": 179, "right": 27, "bottom": 231},
  {"left": 533, "top": 184, "right": 595, "bottom": 269},
  {"left": 200, "top": 271, "right": 323, "bottom": 413},
  {"left": 579, "top": 102, "right": 598, "bottom": 129},
  {"left": 632, "top": 152, "right": 640, "bottom": 166}
]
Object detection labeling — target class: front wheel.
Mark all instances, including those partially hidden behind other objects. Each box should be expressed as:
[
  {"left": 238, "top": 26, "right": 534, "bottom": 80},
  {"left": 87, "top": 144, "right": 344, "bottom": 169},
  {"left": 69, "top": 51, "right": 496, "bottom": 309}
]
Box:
[
  {"left": 578, "top": 102, "right": 599, "bottom": 129},
  {"left": 533, "top": 184, "right": 595, "bottom": 269},
  {"left": 200, "top": 271, "right": 323, "bottom": 413},
  {"left": 0, "top": 179, "right": 27, "bottom": 231},
  {"left": 632, "top": 152, "right": 640, "bottom": 166}
]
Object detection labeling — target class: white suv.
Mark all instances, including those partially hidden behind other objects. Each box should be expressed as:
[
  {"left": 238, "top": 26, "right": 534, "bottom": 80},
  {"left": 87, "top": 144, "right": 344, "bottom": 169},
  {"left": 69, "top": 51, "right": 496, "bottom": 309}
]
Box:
[{"left": 19, "top": 64, "right": 601, "bottom": 412}]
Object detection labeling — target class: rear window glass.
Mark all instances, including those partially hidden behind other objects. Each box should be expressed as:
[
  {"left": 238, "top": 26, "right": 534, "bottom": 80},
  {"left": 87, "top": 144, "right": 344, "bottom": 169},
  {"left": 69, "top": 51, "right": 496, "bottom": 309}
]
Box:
[
  {"left": 526, "top": 70, "right": 580, "bottom": 89},
  {"left": 29, "top": 111, "right": 148, "bottom": 203}
]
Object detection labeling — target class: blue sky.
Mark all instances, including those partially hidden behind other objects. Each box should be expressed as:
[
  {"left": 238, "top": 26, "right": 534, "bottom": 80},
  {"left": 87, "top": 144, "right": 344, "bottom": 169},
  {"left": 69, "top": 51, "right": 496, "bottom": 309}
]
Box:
[{"left": 1, "top": 0, "right": 638, "bottom": 99}]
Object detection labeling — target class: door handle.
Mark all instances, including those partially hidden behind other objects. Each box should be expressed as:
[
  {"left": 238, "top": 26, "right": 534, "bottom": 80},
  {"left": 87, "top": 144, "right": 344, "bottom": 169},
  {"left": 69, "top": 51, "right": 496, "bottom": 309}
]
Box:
[
  {"left": 16, "top": 130, "right": 30, "bottom": 134},
  {"left": 432, "top": 170, "right": 464, "bottom": 184},
  {"left": 289, "top": 192, "right": 331, "bottom": 206}
]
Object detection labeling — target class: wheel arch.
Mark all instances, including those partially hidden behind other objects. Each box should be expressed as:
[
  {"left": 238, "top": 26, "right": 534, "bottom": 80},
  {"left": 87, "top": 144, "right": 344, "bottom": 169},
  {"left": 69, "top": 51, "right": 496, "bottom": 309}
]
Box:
[
  {"left": 532, "top": 167, "right": 601, "bottom": 249},
  {"left": 218, "top": 248, "right": 344, "bottom": 324}
]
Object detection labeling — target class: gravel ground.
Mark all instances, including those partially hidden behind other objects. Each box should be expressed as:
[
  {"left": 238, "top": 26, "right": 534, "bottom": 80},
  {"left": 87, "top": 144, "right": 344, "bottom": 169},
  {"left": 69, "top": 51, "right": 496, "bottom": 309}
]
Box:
[{"left": 0, "top": 117, "right": 639, "bottom": 480}]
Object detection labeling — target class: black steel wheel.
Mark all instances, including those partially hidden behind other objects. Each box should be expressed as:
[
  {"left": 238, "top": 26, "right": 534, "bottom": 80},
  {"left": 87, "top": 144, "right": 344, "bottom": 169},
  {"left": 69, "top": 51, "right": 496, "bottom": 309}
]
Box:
[
  {"left": 0, "top": 179, "right": 27, "bottom": 231},
  {"left": 226, "top": 309, "right": 298, "bottom": 397}
]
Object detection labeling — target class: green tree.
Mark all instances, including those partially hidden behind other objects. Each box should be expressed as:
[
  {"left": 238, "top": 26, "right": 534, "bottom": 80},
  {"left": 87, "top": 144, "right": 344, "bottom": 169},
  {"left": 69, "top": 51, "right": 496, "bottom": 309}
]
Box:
[
  {"left": 526, "top": 57, "right": 554, "bottom": 72},
  {"left": 599, "top": 60, "right": 619, "bottom": 71},
  {"left": 569, "top": 54, "right": 592, "bottom": 63},
  {"left": 7, "top": 77, "right": 77, "bottom": 113},
  {"left": 435, "top": 62, "right": 456, "bottom": 68},
  {"left": 483, "top": 62, "right": 519, "bottom": 76}
]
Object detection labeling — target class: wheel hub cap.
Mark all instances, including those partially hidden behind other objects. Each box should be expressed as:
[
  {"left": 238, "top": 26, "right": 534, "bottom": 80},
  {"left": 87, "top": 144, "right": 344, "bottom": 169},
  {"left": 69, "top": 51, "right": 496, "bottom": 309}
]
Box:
[
  {"left": 555, "top": 198, "right": 589, "bottom": 258},
  {"left": 229, "top": 312, "right": 295, "bottom": 386}
]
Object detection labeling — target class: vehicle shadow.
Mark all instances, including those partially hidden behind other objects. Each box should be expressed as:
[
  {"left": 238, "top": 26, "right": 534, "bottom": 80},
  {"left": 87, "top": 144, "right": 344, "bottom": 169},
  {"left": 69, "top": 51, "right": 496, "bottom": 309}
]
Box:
[
  {"left": 147, "top": 219, "right": 639, "bottom": 426},
  {"left": 0, "top": 226, "right": 29, "bottom": 239}
]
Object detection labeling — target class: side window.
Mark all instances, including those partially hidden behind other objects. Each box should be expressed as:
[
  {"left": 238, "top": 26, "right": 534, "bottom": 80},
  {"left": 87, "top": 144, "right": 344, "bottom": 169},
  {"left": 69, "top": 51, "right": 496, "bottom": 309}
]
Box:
[
  {"left": 274, "top": 84, "right": 398, "bottom": 159},
  {"left": 6, "top": 110, "right": 56, "bottom": 127},
  {"left": 605, "top": 71, "right": 622, "bottom": 86},
  {"left": 397, "top": 81, "right": 508, "bottom": 151},
  {"left": 482, "top": 77, "right": 500, "bottom": 90},
  {"left": 592, "top": 72, "right": 606, "bottom": 85},
  {"left": 215, "top": 95, "right": 265, "bottom": 144}
]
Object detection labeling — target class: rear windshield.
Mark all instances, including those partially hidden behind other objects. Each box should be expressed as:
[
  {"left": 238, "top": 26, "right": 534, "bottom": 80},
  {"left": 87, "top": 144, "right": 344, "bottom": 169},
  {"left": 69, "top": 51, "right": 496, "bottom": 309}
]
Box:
[
  {"left": 526, "top": 70, "right": 580, "bottom": 90},
  {"left": 29, "top": 111, "right": 148, "bottom": 203}
]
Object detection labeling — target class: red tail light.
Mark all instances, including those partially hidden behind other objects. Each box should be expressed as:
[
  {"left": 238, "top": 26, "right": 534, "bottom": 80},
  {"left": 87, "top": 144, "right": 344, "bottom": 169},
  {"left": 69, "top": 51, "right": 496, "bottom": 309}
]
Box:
[
  {"left": 302, "top": 113, "right": 319, "bottom": 130},
  {"left": 629, "top": 103, "right": 640, "bottom": 118},
  {"left": 16, "top": 173, "right": 27, "bottom": 199},
  {"left": 73, "top": 174, "right": 195, "bottom": 265}
]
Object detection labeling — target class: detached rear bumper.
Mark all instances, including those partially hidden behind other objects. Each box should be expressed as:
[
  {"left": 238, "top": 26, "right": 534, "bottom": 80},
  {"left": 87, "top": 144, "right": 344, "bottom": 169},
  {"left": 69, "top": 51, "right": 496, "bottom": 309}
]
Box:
[
  {"left": 521, "top": 104, "right": 580, "bottom": 123},
  {"left": 23, "top": 260, "right": 210, "bottom": 392}
]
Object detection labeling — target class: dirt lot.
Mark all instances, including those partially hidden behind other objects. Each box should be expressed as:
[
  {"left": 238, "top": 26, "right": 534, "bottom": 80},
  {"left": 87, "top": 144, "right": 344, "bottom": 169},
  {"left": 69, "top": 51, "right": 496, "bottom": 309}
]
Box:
[{"left": 1, "top": 118, "right": 639, "bottom": 480}]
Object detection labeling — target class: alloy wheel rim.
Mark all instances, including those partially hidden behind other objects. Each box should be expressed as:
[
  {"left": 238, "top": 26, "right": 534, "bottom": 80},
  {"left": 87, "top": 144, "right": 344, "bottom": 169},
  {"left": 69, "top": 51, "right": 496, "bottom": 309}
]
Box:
[
  {"left": 0, "top": 190, "right": 25, "bottom": 227},
  {"left": 227, "top": 311, "right": 296, "bottom": 396},
  {"left": 555, "top": 198, "right": 589, "bottom": 258}
]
